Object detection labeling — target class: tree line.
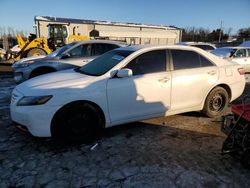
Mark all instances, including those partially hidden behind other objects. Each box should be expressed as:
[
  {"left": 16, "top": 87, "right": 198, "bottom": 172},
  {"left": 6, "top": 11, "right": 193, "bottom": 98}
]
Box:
[
  {"left": 182, "top": 27, "right": 250, "bottom": 42},
  {"left": 0, "top": 26, "right": 29, "bottom": 38}
]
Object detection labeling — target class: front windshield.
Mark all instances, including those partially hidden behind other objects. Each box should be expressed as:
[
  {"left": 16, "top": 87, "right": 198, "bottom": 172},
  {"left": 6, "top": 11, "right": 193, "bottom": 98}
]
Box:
[
  {"left": 47, "top": 42, "right": 77, "bottom": 57},
  {"left": 77, "top": 50, "right": 133, "bottom": 76},
  {"left": 211, "top": 48, "right": 236, "bottom": 58}
]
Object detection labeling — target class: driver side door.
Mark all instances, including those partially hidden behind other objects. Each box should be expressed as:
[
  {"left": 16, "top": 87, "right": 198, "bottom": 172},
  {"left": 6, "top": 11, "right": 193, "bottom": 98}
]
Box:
[
  {"left": 107, "top": 49, "right": 171, "bottom": 124},
  {"left": 60, "top": 44, "right": 93, "bottom": 68}
]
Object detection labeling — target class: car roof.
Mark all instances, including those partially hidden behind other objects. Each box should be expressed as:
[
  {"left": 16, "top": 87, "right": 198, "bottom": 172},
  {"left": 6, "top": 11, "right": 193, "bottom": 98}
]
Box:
[
  {"left": 119, "top": 44, "right": 213, "bottom": 52},
  {"left": 178, "top": 42, "right": 215, "bottom": 46},
  {"left": 117, "top": 45, "right": 230, "bottom": 66},
  {"left": 73, "top": 40, "right": 126, "bottom": 47}
]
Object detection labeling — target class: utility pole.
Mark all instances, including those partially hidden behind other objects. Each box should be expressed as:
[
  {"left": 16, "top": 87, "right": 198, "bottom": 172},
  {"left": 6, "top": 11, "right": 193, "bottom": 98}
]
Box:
[
  {"left": 192, "top": 27, "right": 195, "bottom": 41},
  {"left": 218, "top": 21, "right": 223, "bottom": 43}
]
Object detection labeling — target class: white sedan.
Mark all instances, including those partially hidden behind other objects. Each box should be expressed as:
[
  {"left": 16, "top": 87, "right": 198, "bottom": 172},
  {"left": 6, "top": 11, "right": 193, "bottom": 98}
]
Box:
[{"left": 10, "top": 45, "right": 246, "bottom": 142}]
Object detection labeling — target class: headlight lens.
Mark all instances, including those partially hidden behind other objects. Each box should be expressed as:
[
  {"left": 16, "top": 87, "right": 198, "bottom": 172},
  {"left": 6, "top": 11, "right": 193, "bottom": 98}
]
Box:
[{"left": 17, "top": 95, "right": 53, "bottom": 106}]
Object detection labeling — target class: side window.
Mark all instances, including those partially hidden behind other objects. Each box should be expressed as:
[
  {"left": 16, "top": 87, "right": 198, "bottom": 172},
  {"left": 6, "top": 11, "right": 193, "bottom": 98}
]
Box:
[
  {"left": 199, "top": 55, "right": 214, "bottom": 67},
  {"left": 62, "top": 26, "right": 68, "bottom": 38},
  {"left": 92, "top": 44, "right": 118, "bottom": 56},
  {"left": 235, "top": 49, "right": 246, "bottom": 58},
  {"left": 81, "top": 44, "right": 92, "bottom": 57},
  {"left": 68, "top": 45, "right": 82, "bottom": 57},
  {"left": 125, "top": 50, "right": 166, "bottom": 75},
  {"left": 247, "top": 49, "right": 250, "bottom": 57},
  {"left": 68, "top": 44, "right": 92, "bottom": 57},
  {"left": 171, "top": 50, "right": 200, "bottom": 70}
]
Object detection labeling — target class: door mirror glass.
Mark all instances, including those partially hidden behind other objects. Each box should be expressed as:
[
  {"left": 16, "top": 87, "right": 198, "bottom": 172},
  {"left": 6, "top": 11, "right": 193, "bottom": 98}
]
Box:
[
  {"left": 117, "top": 68, "right": 133, "bottom": 78},
  {"left": 61, "top": 53, "right": 71, "bottom": 59}
]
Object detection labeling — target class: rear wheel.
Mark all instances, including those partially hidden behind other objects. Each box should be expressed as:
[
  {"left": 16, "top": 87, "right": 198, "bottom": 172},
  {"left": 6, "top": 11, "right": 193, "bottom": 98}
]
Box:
[
  {"left": 203, "top": 87, "right": 229, "bottom": 118},
  {"left": 27, "top": 48, "right": 47, "bottom": 57},
  {"left": 51, "top": 103, "right": 103, "bottom": 143}
]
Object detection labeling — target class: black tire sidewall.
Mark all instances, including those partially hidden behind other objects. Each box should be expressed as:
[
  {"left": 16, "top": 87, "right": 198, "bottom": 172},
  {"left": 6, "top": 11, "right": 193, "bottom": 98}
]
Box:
[
  {"left": 203, "top": 87, "right": 229, "bottom": 118},
  {"left": 51, "top": 103, "right": 103, "bottom": 143}
]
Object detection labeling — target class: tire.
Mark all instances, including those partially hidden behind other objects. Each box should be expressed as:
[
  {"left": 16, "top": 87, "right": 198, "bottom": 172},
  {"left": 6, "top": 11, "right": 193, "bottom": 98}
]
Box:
[
  {"left": 241, "top": 150, "right": 250, "bottom": 169},
  {"left": 27, "top": 48, "right": 47, "bottom": 57},
  {"left": 202, "top": 87, "right": 229, "bottom": 118},
  {"left": 51, "top": 103, "right": 103, "bottom": 143}
]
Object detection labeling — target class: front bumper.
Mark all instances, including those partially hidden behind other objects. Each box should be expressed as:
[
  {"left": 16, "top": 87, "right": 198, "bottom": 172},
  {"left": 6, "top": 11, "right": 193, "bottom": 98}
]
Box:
[
  {"left": 10, "top": 90, "right": 61, "bottom": 137},
  {"left": 10, "top": 104, "right": 61, "bottom": 137},
  {"left": 12, "top": 66, "right": 32, "bottom": 83}
]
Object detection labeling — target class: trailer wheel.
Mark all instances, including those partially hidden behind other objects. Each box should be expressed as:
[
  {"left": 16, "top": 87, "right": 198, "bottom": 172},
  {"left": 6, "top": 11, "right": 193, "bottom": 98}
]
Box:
[{"left": 27, "top": 48, "right": 47, "bottom": 57}]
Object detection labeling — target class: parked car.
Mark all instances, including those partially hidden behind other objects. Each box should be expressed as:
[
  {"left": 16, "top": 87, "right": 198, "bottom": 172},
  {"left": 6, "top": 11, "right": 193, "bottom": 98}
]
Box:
[
  {"left": 10, "top": 45, "right": 245, "bottom": 141},
  {"left": 12, "top": 40, "right": 126, "bottom": 83},
  {"left": 211, "top": 47, "right": 250, "bottom": 73},
  {"left": 177, "top": 42, "right": 216, "bottom": 52}
]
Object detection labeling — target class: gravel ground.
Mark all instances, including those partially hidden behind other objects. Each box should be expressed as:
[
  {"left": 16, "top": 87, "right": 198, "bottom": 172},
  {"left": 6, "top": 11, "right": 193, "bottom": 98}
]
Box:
[{"left": 0, "top": 75, "right": 250, "bottom": 188}]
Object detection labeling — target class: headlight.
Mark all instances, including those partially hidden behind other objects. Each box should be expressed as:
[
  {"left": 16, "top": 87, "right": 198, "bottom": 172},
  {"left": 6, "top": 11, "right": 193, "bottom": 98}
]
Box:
[
  {"left": 17, "top": 95, "right": 53, "bottom": 106},
  {"left": 13, "top": 60, "right": 35, "bottom": 68}
]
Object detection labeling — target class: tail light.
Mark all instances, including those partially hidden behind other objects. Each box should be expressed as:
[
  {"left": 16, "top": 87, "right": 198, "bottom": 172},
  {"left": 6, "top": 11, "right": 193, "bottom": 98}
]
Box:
[{"left": 238, "top": 68, "right": 245, "bottom": 75}]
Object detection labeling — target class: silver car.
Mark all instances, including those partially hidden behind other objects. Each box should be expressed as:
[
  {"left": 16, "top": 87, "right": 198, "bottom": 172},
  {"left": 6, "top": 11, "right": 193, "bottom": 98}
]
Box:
[
  {"left": 178, "top": 42, "right": 216, "bottom": 52},
  {"left": 211, "top": 47, "right": 250, "bottom": 73},
  {"left": 12, "top": 40, "right": 125, "bottom": 83}
]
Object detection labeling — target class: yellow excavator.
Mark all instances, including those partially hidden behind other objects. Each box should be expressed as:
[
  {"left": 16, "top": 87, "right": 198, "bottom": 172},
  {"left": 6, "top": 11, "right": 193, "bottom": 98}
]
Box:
[{"left": 14, "top": 24, "right": 89, "bottom": 61}]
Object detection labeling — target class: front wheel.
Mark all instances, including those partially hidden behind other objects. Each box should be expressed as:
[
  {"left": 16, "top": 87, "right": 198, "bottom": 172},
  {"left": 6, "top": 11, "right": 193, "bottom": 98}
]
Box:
[
  {"left": 51, "top": 103, "right": 103, "bottom": 143},
  {"left": 202, "top": 87, "right": 229, "bottom": 118}
]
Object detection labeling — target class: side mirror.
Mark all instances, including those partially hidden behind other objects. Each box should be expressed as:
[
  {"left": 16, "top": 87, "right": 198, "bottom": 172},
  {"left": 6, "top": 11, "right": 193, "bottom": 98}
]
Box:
[
  {"left": 61, "top": 53, "right": 71, "bottom": 59},
  {"left": 117, "top": 68, "right": 133, "bottom": 78}
]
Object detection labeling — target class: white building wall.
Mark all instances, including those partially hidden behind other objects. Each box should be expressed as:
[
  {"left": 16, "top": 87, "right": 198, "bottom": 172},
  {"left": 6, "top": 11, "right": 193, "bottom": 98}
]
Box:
[{"left": 37, "top": 21, "right": 181, "bottom": 45}]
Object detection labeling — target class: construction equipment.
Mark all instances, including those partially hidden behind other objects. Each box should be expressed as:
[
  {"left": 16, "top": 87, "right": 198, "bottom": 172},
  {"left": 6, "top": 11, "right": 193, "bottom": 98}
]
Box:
[{"left": 13, "top": 23, "right": 89, "bottom": 61}]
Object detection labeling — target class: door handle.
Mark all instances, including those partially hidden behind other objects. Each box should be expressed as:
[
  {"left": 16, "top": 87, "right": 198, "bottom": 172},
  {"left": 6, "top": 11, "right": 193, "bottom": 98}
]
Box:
[
  {"left": 207, "top": 70, "right": 216, "bottom": 75},
  {"left": 158, "top": 77, "right": 169, "bottom": 83}
]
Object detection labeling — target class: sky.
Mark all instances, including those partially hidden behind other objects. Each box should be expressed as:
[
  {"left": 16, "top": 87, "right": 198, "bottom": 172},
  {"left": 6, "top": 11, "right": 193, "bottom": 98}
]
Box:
[{"left": 0, "top": 0, "right": 249, "bottom": 35}]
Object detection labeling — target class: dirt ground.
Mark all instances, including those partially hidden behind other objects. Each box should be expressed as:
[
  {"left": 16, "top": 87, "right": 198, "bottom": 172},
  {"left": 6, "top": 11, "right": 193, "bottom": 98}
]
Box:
[{"left": 0, "top": 74, "right": 250, "bottom": 188}]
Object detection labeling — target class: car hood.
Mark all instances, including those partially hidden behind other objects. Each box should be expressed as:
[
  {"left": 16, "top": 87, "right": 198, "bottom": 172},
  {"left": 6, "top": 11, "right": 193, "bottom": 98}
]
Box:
[
  {"left": 19, "top": 55, "right": 47, "bottom": 63},
  {"left": 15, "top": 69, "right": 97, "bottom": 95}
]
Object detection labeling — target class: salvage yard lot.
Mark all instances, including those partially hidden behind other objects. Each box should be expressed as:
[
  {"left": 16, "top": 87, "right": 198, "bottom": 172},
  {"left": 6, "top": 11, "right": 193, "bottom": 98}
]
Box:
[{"left": 1, "top": 75, "right": 250, "bottom": 187}]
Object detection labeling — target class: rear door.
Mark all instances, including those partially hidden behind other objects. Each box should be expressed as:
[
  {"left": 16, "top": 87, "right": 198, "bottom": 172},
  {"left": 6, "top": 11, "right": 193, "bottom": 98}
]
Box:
[{"left": 170, "top": 49, "right": 219, "bottom": 111}]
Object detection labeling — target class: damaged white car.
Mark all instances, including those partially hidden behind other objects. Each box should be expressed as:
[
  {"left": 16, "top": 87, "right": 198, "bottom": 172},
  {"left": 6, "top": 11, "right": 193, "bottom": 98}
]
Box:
[{"left": 10, "top": 45, "right": 245, "bottom": 142}]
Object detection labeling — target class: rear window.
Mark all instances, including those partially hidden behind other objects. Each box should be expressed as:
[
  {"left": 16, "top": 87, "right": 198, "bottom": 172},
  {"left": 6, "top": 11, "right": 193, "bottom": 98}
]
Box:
[{"left": 171, "top": 50, "right": 214, "bottom": 70}]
